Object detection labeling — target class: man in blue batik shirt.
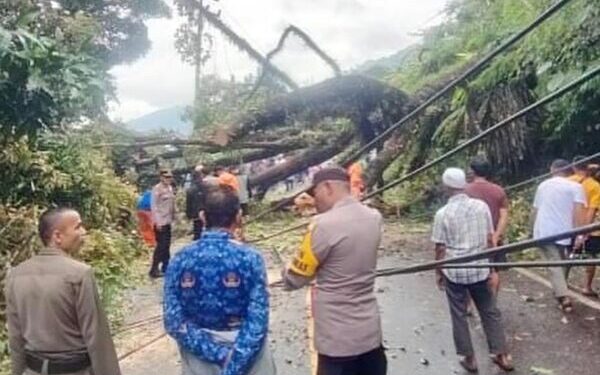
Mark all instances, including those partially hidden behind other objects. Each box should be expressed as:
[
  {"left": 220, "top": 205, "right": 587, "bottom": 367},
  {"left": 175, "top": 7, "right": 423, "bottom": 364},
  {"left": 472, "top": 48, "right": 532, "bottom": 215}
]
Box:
[{"left": 164, "top": 185, "right": 275, "bottom": 375}]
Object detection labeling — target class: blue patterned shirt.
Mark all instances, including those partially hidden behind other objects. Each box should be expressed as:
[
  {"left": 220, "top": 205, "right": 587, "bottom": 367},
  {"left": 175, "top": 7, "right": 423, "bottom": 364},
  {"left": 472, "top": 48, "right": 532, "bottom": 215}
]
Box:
[{"left": 163, "top": 230, "right": 269, "bottom": 375}]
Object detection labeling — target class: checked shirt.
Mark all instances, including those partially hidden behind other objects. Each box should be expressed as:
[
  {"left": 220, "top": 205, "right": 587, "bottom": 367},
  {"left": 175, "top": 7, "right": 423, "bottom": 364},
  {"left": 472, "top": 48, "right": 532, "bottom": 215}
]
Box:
[{"left": 431, "top": 193, "right": 493, "bottom": 284}]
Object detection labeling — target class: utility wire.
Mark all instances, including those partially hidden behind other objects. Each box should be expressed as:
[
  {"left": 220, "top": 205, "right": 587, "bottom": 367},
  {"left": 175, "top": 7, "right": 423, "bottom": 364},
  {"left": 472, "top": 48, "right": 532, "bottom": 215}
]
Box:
[
  {"left": 249, "top": 65, "right": 600, "bottom": 243},
  {"left": 247, "top": 0, "right": 576, "bottom": 223}
]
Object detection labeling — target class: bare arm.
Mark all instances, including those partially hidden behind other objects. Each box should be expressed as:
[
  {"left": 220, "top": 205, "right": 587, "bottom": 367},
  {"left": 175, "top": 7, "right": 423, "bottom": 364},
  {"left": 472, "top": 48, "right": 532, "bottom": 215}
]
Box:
[
  {"left": 574, "top": 202, "right": 586, "bottom": 228},
  {"left": 494, "top": 207, "right": 509, "bottom": 245},
  {"left": 434, "top": 243, "right": 446, "bottom": 290}
]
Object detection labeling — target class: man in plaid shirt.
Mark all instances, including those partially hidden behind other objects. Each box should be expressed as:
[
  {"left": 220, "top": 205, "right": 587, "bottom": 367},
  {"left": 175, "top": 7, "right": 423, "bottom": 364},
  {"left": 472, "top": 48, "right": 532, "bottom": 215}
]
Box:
[{"left": 432, "top": 167, "right": 513, "bottom": 372}]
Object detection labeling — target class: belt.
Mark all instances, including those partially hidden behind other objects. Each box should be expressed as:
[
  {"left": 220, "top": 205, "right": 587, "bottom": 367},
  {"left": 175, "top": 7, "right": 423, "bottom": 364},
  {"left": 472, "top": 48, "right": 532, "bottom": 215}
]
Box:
[{"left": 25, "top": 353, "right": 91, "bottom": 375}]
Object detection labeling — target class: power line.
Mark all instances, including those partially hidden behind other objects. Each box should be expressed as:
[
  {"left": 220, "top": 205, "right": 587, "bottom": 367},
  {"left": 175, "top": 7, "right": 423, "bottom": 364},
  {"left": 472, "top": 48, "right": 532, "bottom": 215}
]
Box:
[
  {"left": 362, "top": 65, "right": 600, "bottom": 201},
  {"left": 246, "top": 0, "right": 576, "bottom": 223},
  {"left": 249, "top": 65, "right": 600, "bottom": 243}
]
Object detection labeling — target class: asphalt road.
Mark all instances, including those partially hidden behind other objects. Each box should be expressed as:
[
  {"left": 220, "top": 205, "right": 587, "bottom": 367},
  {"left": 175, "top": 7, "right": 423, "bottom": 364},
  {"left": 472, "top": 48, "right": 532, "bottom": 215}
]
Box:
[{"left": 119, "top": 229, "right": 600, "bottom": 375}]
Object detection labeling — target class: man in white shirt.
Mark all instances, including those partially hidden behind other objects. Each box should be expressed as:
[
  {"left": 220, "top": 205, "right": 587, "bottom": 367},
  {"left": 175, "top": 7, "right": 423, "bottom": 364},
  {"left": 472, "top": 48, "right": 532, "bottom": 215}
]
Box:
[{"left": 533, "top": 159, "right": 587, "bottom": 312}]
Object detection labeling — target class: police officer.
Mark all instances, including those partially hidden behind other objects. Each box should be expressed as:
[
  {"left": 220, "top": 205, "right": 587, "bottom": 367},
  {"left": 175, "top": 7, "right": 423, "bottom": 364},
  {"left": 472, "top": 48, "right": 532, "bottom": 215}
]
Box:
[
  {"left": 150, "top": 169, "right": 176, "bottom": 278},
  {"left": 282, "top": 167, "right": 387, "bottom": 375},
  {"left": 5, "top": 208, "right": 121, "bottom": 375}
]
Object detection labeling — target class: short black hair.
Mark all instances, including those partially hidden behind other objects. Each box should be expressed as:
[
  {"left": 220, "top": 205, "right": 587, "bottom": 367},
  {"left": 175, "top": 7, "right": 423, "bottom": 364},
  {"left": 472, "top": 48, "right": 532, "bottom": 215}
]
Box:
[
  {"left": 38, "top": 207, "right": 74, "bottom": 246},
  {"left": 204, "top": 185, "right": 240, "bottom": 229},
  {"left": 572, "top": 155, "right": 588, "bottom": 170},
  {"left": 551, "top": 158, "right": 571, "bottom": 174},
  {"left": 470, "top": 157, "right": 492, "bottom": 178}
]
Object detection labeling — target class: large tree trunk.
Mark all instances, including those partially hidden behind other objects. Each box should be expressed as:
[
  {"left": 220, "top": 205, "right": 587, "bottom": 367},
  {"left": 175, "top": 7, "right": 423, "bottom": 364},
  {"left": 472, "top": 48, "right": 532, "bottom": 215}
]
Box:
[
  {"left": 249, "top": 130, "right": 355, "bottom": 197},
  {"left": 220, "top": 75, "right": 409, "bottom": 143}
]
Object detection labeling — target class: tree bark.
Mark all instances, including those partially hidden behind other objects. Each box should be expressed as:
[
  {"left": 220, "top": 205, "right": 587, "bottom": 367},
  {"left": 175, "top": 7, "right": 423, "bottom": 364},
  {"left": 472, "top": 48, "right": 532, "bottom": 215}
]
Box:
[{"left": 249, "top": 130, "right": 355, "bottom": 196}]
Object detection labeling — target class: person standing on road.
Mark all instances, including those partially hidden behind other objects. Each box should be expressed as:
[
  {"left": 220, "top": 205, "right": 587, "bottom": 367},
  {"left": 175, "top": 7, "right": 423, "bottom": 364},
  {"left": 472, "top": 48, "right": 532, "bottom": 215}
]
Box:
[
  {"left": 569, "top": 156, "right": 600, "bottom": 296},
  {"left": 186, "top": 165, "right": 208, "bottom": 240},
  {"left": 465, "top": 157, "right": 509, "bottom": 295},
  {"left": 233, "top": 166, "right": 251, "bottom": 216},
  {"left": 5, "top": 208, "right": 121, "bottom": 375},
  {"left": 532, "top": 159, "right": 587, "bottom": 312},
  {"left": 164, "top": 185, "right": 275, "bottom": 375},
  {"left": 137, "top": 189, "right": 156, "bottom": 247},
  {"left": 432, "top": 167, "right": 513, "bottom": 373},
  {"left": 282, "top": 167, "right": 387, "bottom": 375},
  {"left": 150, "top": 169, "right": 176, "bottom": 278}
]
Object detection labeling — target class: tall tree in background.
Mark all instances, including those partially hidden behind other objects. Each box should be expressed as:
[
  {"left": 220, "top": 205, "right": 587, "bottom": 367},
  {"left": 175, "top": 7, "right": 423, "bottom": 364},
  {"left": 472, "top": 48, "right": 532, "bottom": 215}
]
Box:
[{"left": 174, "top": 0, "right": 220, "bottom": 104}]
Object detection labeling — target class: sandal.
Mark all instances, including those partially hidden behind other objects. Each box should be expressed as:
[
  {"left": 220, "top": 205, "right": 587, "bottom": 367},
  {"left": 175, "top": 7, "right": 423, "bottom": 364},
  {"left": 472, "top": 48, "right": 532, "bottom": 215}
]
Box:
[
  {"left": 459, "top": 359, "right": 478, "bottom": 373},
  {"left": 492, "top": 354, "right": 514, "bottom": 372},
  {"left": 558, "top": 297, "right": 573, "bottom": 313},
  {"left": 581, "top": 289, "right": 599, "bottom": 298}
]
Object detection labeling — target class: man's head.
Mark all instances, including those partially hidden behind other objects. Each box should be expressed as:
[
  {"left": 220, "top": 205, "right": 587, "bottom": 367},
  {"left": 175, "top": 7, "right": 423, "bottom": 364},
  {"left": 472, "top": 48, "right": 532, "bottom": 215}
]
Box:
[
  {"left": 550, "top": 159, "right": 571, "bottom": 177},
  {"left": 159, "top": 169, "right": 173, "bottom": 186},
  {"left": 469, "top": 157, "right": 492, "bottom": 180},
  {"left": 572, "top": 156, "right": 590, "bottom": 176},
  {"left": 442, "top": 167, "right": 467, "bottom": 196},
  {"left": 38, "top": 208, "right": 86, "bottom": 253},
  {"left": 309, "top": 166, "right": 351, "bottom": 213},
  {"left": 214, "top": 166, "right": 226, "bottom": 176},
  {"left": 202, "top": 185, "right": 241, "bottom": 230},
  {"left": 193, "top": 165, "right": 204, "bottom": 182}
]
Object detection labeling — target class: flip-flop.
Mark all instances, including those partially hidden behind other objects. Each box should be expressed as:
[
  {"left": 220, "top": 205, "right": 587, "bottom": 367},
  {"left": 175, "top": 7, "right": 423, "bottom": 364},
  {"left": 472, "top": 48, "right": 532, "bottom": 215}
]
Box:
[
  {"left": 581, "top": 290, "right": 599, "bottom": 298},
  {"left": 558, "top": 297, "right": 573, "bottom": 313},
  {"left": 492, "top": 355, "right": 514, "bottom": 372},
  {"left": 459, "top": 359, "right": 478, "bottom": 373}
]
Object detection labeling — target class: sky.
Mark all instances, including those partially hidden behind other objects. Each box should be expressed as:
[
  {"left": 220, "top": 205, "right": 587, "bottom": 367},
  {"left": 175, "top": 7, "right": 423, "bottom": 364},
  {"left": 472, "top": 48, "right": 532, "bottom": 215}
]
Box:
[{"left": 109, "top": 0, "right": 448, "bottom": 122}]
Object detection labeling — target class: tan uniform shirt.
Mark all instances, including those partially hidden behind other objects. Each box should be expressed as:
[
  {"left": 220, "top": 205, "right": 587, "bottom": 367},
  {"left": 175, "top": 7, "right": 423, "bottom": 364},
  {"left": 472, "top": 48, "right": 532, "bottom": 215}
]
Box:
[
  {"left": 4, "top": 248, "right": 121, "bottom": 375},
  {"left": 151, "top": 182, "right": 175, "bottom": 227},
  {"left": 283, "top": 196, "right": 383, "bottom": 357}
]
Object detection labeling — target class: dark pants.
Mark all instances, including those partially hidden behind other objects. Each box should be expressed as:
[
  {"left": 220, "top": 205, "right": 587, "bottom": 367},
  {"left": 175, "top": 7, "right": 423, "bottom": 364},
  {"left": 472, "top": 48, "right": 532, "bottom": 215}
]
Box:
[
  {"left": 445, "top": 277, "right": 507, "bottom": 356},
  {"left": 317, "top": 346, "right": 387, "bottom": 375},
  {"left": 151, "top": 224, "right": 171, "bottom": 274},
  {"left": 192, "top": 219, "right": 203, "bottom": 240}
]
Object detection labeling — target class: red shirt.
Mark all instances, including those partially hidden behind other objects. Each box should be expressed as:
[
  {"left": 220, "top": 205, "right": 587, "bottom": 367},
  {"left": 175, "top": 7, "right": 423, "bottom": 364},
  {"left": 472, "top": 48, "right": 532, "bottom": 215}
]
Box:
[{"left": 465, "top": 179, "right": 508, "bottom": 229}]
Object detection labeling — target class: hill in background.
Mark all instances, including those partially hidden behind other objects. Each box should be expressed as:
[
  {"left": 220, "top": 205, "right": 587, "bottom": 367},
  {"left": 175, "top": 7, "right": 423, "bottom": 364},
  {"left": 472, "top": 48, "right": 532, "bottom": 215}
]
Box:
[{"left": 126, "top": 106, "right": 192, "bottom": 137}]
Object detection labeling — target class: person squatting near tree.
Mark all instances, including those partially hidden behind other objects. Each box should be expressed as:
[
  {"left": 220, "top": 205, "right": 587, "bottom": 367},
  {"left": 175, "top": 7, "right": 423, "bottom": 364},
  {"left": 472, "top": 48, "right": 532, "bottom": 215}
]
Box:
[
  {"left": 568, "top": 156, "right": 600, "bottom": 297},
  {"left": 431, "top": 168, "right": 513, "bottom": 373},
  {"left": 163, "top": 185, "right": 275, "bottom": 375},
  {"left": 150, "top": 169, "right": 176, "bottom": 278},
  {"left": 186, "top": 165, "right": 208, "bottom": 240},
  {"left": 465, "top": 157, "right": 509, "bottom": 296},
  {"left": 282, "top": 167, "right": 387, "bottom": 375},
  {"left": 5, "top": 208, "right": 121, "bottom": 375},
  {"left": 532, "top": 159, "right": 586, "bottom": 312}
]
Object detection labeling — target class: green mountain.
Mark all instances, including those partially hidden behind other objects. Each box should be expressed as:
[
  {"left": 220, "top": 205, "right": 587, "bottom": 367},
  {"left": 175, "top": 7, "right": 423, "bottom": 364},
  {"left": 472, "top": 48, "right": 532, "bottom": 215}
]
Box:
[{"left": 126, "top": 106, "right": 192, "bottom": 137}]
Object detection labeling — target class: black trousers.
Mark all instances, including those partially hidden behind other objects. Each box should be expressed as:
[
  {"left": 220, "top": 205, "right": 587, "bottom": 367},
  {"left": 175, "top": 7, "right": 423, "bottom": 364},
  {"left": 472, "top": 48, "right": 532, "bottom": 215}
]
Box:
[
  {"left": 317, "top": 346, "right": 387, "bottom": 375},
  {"left": 192, "top": 219, "right": 203, "bottom": 240},
  {"left": 151, "top": 224, "right": 171, "bottom": 274}
]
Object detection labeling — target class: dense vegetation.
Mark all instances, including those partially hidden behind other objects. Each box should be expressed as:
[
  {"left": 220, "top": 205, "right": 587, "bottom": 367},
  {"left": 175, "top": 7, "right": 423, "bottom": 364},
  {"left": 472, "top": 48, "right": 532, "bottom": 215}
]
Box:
[{"left": 0, "top": 1, "right": 169, "bottom": 371}]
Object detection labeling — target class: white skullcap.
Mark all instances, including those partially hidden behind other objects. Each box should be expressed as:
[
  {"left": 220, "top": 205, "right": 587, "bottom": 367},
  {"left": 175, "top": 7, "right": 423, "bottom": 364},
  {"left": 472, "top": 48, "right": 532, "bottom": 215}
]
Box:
[
  {"left": 194, "top": 164, "right": 204, "bottom": 173},
  {"left": 442, "top": 167, "right": 466, "bottom": 189}
]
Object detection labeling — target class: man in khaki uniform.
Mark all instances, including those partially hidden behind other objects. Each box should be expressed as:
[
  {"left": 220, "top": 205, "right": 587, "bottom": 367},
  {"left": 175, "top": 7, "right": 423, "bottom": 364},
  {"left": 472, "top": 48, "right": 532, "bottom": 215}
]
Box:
[
  {"left": 282, "top": 167, "right": 386, "bottom": 375},
  {"left": 4, "top": 208, "right": 121, "bottom": 375}
]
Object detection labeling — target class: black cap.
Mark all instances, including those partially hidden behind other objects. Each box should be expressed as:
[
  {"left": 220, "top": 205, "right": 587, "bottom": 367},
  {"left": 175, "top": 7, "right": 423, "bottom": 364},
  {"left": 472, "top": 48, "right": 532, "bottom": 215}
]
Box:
[{"left": 308, "top": 167, "right": 349, "bottom": 195}]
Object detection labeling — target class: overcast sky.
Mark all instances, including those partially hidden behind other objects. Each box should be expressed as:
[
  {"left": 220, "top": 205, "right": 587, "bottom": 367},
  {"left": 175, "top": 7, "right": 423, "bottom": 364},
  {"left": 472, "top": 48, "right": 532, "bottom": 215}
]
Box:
[{"left": 109, "top": 0, "right": 448, "bottom": 122}]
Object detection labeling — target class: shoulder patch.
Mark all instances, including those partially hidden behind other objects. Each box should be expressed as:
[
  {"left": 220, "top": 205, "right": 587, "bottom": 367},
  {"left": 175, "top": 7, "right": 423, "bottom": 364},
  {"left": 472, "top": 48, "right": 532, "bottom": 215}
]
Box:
[{"left": 289, "top": 229, "right": 319, "bottom": 277}]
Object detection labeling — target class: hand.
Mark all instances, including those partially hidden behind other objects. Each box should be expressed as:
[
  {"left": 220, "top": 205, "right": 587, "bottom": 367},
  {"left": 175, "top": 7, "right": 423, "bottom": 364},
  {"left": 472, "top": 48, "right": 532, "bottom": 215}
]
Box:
[
  {"left": 436, "top": 271, "right": 445, "bottom": 291},
  {"left": 491, "top": 232, "right": 501, "bottom": 247},
  {"left": 574, "top": 235, "right": 586, "bottom": 252}
]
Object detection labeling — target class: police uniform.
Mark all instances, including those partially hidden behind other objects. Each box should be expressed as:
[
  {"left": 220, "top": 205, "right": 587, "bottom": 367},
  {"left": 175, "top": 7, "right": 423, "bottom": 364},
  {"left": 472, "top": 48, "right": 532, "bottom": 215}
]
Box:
[
  {"left": 163, "top": 230, "right": 275, "bottom": 375},
  {"left": 5, "top": 247, "right": 121, "bottom": 375},
  {"left": 283, "top": 196, "right": 386, "bottom": 375}
]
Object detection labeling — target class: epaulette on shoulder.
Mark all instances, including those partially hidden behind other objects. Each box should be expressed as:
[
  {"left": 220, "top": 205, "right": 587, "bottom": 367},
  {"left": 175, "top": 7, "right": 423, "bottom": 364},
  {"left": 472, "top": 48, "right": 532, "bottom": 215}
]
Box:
[{"left": 229, "top": 239, "right": 244, "bottom": 246}]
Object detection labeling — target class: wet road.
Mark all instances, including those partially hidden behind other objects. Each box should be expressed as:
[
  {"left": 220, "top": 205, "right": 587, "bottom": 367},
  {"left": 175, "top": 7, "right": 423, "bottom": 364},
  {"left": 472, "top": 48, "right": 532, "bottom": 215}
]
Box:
[{"left": 119, "top": 229, "right": 600, "bottom": 375}]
